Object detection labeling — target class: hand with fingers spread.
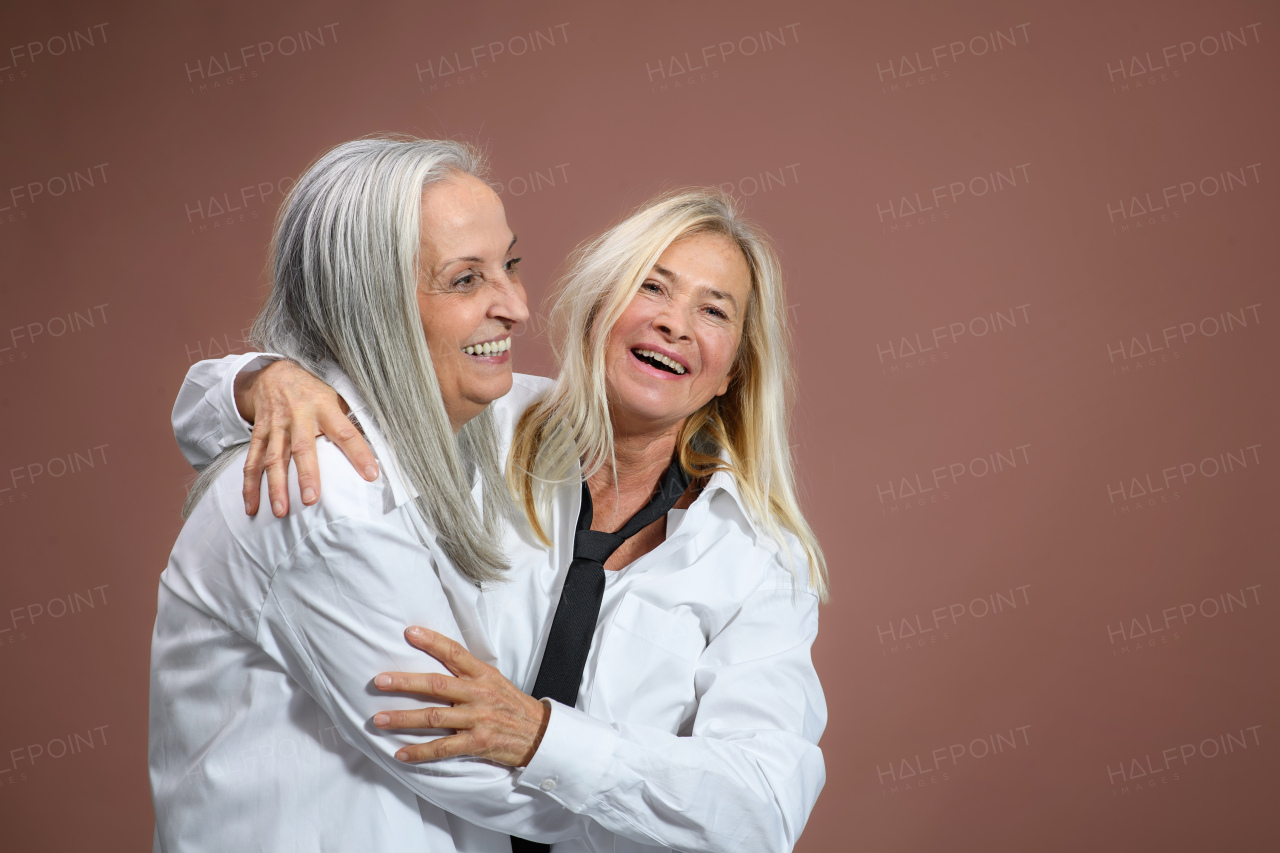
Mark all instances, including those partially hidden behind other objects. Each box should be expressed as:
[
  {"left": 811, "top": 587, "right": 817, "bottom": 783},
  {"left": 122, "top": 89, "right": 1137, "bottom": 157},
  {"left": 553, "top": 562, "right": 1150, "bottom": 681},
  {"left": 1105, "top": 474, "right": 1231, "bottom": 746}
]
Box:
[
  {"left": 235, "top": 359, "right": 380, "bottom": 517},
  {"left": 373, "top": 626, "right": 550, "bottom": 767}
]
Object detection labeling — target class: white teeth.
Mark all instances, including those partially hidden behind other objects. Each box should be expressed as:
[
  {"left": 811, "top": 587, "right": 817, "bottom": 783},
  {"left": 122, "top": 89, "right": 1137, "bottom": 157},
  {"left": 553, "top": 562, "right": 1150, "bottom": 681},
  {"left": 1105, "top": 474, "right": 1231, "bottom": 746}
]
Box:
[
  {"left": 463, "top": 337, "right": 511, "bottom": 356},
  {"left": 634, "top": 348, "right": 685, "bottom": 374}
]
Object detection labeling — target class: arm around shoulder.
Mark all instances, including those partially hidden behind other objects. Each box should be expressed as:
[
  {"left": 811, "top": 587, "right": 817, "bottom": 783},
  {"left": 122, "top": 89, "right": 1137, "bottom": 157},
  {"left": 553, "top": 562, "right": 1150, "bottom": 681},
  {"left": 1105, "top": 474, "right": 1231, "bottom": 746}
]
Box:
[{"left": 173, "top": 352, "right": 282, "bottom": 469}]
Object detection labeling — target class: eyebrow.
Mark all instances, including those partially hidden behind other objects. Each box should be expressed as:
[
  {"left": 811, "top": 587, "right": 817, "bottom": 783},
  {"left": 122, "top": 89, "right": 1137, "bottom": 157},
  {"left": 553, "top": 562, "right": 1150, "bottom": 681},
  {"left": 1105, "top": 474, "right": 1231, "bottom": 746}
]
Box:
[
  {"left": 651, "top": 263, "right": 739, "bottom": 311},
  {"left": 701, "top": 289, "right": 742, "bottom": 312},
  {"left": 705, "top": 288, "right": 739, "bottom": 311},
  {"left": 433, "top": 234, "right": 519, "bottom": 276}
]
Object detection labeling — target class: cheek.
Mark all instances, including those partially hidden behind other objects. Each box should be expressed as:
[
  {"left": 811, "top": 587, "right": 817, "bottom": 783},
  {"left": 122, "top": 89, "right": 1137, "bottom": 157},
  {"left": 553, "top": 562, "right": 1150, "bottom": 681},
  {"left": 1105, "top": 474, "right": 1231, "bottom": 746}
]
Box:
[
  {"left": 421, "top": 321, "right": 452, "bottom": 361},
  {"left": 613, "top": 301, "right": 654, "bottom": 339},
  {"left": 606, "top": 326, "right": 636, "bottom": 361},
  {"left": 418, "top": 325, "right": 468, "bottom": 384},
  {"left": 422, "top": 295, "right": 482, "bottom": 353},
  {"left": 702, "top": 330, "right": 740, "bottom": 378}
]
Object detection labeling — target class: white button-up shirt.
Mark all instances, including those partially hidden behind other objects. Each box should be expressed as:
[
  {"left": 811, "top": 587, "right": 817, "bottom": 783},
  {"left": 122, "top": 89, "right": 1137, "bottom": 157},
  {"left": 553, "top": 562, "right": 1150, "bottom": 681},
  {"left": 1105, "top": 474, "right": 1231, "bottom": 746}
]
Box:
[{"left": 162, "top": 354, "right": 827, "bottom": 853}]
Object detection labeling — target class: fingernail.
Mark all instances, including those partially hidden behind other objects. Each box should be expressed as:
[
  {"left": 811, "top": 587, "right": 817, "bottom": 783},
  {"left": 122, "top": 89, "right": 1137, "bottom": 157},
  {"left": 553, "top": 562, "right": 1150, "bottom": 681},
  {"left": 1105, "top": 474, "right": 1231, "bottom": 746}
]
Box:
[
  {"left": 365, "top": 464, "right": 379, "bottom": 481},
  {"left": 395, "top": 750, "right": 409, "bottom": 762},
  {"left": 272, "top": 500, "right": 284, "bottom": 516},
  {"left": 374, "top": 674, "right": 392, "bottom": 688},
  {"left": 407, "top": 626, "right": 426, "bottom": 639},
  {"left": 302, "top": 488, "right": 315, "bottom": 504},
  {"left": 373, "top": 713, "right": 389, "bottom": 727},
  {"left": 245, "top": 502, "right": 253, "bottom": 515}
]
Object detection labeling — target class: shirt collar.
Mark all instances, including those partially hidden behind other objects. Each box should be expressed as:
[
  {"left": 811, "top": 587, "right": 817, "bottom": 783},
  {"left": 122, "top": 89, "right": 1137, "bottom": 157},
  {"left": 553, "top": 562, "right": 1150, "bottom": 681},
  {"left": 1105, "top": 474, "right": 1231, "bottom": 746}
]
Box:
[
  {"left": 320, "top": 362, "right": 419, "bottom": 508},
  {"left": 318, "top": 366, "right": 778, "bottom": 549},
  {"left": 557, "top": 445, "right": 777, "bottom": 552},
  {"left": 698, "top": 466, "right": 778, "bottom": 553}
]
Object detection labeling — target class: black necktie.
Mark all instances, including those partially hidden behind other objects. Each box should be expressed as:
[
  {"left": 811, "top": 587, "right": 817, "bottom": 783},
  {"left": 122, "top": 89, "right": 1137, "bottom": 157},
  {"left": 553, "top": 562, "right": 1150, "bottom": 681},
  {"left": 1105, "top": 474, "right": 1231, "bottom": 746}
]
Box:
[{"left": 511, "top": 460, "right": 691, "bottom": 853}]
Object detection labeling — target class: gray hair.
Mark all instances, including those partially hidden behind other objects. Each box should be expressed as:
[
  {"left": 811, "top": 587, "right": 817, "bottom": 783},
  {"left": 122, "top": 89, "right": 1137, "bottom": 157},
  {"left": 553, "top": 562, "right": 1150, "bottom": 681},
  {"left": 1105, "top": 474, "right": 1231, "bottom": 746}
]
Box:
[{"left": 184, "top": 136, "right": 514, "bottom": 584}]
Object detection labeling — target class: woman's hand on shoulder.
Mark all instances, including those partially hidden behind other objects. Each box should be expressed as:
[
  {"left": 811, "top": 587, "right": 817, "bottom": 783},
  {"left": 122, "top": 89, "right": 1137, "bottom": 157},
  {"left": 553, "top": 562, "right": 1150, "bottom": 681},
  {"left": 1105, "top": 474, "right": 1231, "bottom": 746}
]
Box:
[{"left": 238, "top": 360, "right": 379, "bottom": 517}]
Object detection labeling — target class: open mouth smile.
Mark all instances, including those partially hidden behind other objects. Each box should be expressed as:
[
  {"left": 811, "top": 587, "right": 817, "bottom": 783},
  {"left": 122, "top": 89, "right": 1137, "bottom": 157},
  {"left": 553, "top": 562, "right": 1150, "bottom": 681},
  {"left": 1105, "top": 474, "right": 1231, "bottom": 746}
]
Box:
[
  {"left": 631, "top": 347, "right": 687, "bottom": 375},
  {"left": 462, "top": 337, "right": 511, "bottom": 357}
]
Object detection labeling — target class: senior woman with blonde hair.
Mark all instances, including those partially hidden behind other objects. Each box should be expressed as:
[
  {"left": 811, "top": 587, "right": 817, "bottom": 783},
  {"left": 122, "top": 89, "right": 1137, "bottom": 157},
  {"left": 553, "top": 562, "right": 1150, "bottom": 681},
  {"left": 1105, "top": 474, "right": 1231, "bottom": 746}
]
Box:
[
  {"left": 506, "top": 189, "right": 825, "bottom": 591},
  {"left": 172, "top": 173, "right": 828, "bottom": 852}
]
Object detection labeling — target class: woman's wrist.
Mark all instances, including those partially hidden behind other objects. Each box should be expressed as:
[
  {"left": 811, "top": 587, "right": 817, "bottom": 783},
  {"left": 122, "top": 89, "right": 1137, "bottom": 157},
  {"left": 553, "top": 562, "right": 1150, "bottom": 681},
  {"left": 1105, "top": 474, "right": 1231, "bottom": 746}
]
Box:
[
  {"left": 233, "top": 366, "right": 262, "bottom": 423},
  {"left": 519, "top": 698, "right": 552, "bottom": 767}
]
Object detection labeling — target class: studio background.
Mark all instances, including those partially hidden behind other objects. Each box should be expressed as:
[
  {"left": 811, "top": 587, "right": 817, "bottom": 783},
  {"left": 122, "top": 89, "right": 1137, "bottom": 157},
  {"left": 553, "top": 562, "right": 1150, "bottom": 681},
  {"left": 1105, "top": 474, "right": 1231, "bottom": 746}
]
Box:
[{"left": 1, "top": 0, "right": 1277, "bottom": 850}]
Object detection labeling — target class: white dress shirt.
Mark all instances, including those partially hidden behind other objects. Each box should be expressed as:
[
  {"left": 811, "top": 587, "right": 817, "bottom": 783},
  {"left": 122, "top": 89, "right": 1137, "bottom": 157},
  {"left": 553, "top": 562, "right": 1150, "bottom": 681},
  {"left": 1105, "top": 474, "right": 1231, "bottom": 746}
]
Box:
[
  {"left": 164, "top": 354, "right": 827, "bottom": 853},
  {"left": 152, "top": 362, "right": 586, "bottom": 853}
]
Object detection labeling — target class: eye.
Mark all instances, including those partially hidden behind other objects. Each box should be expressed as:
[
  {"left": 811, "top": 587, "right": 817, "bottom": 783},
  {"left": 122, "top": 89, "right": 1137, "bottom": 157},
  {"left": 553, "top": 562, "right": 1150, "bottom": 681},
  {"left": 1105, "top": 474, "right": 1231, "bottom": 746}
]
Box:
[
  {"left": 452, "top": 271, "right": 479, "bottom": 289},
  {"left": 704, "top": 306, "right": 729, "bottom": 320},
  {"left": 640, "top": 281, "right": 662, "bottom": 294},
  {"left": 504, "top": 257, "right": 522, "bottom": 273}
]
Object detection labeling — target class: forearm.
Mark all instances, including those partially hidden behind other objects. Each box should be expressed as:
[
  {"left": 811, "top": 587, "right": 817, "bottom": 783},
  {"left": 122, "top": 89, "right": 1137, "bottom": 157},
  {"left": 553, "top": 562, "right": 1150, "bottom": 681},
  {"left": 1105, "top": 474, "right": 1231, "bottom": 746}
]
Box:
[
  {"left": 518, "top": 700, "right": 823, "bottom": 853},
  {"left": 173, "top": 352, "right": 281, "bottom": 468},
  {"left": 262, "top": 517, "right": 587, "bottom": 842},
  {"left": 515, "top": 583, "right": 827, "bottom": 852}
]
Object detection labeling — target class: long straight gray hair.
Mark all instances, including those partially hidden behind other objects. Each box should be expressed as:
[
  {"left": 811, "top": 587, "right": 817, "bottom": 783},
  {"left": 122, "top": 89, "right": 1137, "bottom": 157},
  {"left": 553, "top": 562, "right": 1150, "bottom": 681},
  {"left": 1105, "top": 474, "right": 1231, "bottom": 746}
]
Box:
[{"left": 183, "top": 136, "right": 515, "bottom": 584}]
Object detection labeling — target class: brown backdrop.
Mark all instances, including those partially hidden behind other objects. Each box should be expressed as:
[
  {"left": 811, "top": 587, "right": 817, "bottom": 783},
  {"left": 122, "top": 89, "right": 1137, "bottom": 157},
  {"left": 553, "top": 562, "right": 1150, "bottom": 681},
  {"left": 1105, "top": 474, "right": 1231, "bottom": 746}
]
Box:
[{"left": 1, "top": 0, "right": 1276, "bottom": 850}]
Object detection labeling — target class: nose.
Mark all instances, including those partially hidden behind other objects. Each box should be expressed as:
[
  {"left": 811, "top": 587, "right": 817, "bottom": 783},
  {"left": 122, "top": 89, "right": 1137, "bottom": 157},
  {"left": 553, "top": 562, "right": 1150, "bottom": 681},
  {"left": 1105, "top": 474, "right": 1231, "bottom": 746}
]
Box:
[
  {"left": 652, "top": 298, "right": 693, "bottom": 341},
  {"left": 490, "top": 276, "right": 530, "bottom": 328}
]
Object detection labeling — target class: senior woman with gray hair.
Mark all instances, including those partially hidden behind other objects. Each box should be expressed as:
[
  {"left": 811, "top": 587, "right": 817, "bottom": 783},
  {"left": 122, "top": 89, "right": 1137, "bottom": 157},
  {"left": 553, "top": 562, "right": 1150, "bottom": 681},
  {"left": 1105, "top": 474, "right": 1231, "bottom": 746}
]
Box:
[
  {"left": 151, "top": 137, "right": 581, "bottom": 851},
  {"left": 165, "top": 137, "right": 827, "bottom": 853}
]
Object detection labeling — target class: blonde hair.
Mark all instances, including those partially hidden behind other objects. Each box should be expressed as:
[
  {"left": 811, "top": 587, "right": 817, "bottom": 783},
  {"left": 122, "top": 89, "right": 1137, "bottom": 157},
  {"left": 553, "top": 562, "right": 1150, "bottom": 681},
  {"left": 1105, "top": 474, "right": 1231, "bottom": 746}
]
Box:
[{"left": 508, "top": 188, "right": 828, "bottom": 599}]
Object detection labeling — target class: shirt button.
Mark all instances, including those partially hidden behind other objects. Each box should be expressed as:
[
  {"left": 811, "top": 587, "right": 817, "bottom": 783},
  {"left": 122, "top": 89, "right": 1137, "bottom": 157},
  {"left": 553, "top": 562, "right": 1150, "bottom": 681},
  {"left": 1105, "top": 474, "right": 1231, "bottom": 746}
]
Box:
[{"left": 539, "top": 778, "right": 557, "bottom": 792}]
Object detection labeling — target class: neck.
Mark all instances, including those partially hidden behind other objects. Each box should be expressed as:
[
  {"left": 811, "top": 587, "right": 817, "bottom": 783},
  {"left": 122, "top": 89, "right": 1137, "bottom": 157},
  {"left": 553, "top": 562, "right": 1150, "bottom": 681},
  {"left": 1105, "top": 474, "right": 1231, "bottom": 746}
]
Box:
[
  {"left": 606, "top": 412, "right": 686, "bottom": 473},
  {"left": 590, "top": 418, "right": 682, "bottom": 494},
  {"left": 583, "top": 417, "right": 686, "bottom": 546}
]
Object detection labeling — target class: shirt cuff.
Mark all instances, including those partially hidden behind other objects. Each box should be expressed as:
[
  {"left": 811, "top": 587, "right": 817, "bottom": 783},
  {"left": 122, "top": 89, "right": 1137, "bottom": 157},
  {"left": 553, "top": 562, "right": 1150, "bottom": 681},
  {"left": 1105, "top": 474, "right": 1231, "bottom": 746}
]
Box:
[
  {"left": 215, "top": 352, "right": 284, "bottom": 443},
  {"left": 517, "top": 699, "right": 619, "bottom": 811}
]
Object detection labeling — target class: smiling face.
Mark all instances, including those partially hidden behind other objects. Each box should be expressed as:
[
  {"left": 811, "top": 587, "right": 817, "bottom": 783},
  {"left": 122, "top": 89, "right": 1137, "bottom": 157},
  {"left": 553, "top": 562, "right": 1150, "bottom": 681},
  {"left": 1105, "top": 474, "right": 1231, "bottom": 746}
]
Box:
[
  {"left": 417, "top": 172, "right": 529, "bottom": 432},
  {"left": 604, "top": 230, "right": 752, "bottom": 437}
]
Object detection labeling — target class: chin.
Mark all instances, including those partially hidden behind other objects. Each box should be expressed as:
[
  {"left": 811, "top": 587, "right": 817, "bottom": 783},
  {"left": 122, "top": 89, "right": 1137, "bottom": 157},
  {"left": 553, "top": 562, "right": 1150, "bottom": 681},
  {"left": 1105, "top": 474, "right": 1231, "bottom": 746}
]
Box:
[
  {"left": 471, "top": 377, "right": 515, "bottom": 406},
  {"left": 614, "top": 392, "right": 689, "bottom": 427}
]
